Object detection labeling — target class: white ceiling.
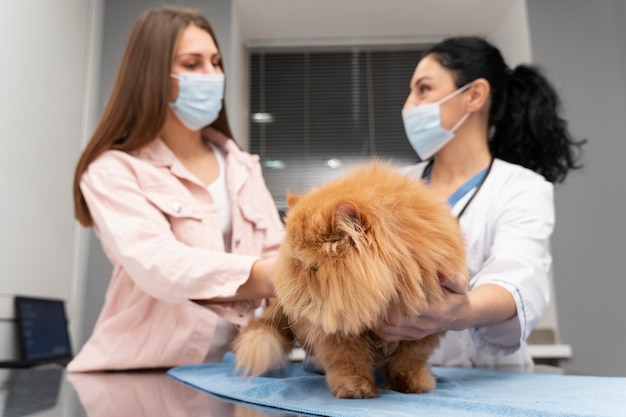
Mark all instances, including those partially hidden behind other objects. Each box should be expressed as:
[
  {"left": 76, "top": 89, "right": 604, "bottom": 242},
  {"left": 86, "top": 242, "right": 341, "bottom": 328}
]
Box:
[{"left": 234, "top": 0, "right": 518, "bottom": 46}]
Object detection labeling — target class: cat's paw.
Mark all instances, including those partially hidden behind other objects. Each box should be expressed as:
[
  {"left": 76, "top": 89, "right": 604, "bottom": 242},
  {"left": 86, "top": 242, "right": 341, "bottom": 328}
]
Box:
[
  {"left": 387, "top": 366, "right": 436, "bottom": 394},
  {"left": 232, "top": 327, "right": 287, "bottom": 377},
  {"left": 327, "top": 374, "right": 379, "bottom": 399}
]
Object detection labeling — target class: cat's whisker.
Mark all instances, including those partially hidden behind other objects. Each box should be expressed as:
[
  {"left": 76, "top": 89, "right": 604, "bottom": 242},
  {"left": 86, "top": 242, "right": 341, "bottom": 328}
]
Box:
[
  {"left": 285, "top": 309, "right": 307, "bottom": 328},
  {"left": 274, "top": 287, "right": 298, "bottom": 311},
  {"left": 288, "top": 315, "right": 308, "bottom": 343},
  {"left": 302, "top": 303, "right": 322, "bottom": 350},
  {"left": 265, "top": 305, "right": 281, "bottom": 327}
]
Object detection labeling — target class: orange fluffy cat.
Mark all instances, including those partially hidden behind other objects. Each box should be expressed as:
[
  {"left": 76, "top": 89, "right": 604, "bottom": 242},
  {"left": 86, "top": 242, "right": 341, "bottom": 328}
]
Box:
[{"left": 233, "top": 162, "right": 467, "bottom": 398}]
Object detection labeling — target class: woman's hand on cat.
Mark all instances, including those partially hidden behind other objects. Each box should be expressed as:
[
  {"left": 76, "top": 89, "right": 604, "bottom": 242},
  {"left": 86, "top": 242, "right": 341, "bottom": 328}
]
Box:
[
  {"left": 375, "top": 273, "right": 470, "bottom": 342},
  {"left": 193, "top": 257, "right": 277, "bottom": 304},
  {"left": 249, "top": 257, "right": 278, "bottom": 299}
]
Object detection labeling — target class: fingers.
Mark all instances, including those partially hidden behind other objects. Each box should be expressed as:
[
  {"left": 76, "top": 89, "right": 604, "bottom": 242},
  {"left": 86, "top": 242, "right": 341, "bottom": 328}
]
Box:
[
  {"left": 375, "top": 324, "right": 404, "bottom": 342},
  {"left": 439, "top": 273, "right": 468, "bottom": 295},
  {"left": 259, "top": 257, "right": 278, "bottom": 296},
  {"left": 376, "top": 273, "right": 468, "bottom": 343},
  {"left": 375, "top": 319, "right": 441, "bottom": 342}
]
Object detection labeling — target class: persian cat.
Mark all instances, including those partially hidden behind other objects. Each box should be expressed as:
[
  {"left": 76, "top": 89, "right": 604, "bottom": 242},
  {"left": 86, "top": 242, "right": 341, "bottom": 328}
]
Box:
[{"left": 233, "top": 162, "right": 467, "bottom": 398}]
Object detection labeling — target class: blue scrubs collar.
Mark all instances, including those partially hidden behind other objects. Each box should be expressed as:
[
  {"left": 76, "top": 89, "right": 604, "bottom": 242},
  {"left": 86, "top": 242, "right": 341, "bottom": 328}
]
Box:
[{"left": 422, "top": 158, "right": 494, "bottom": 218}]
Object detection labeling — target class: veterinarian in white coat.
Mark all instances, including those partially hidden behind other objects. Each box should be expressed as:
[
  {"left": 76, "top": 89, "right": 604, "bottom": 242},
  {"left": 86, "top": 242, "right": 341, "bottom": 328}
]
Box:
[{"left": 377, "top": 37, "right": 585, "bottom": 370}]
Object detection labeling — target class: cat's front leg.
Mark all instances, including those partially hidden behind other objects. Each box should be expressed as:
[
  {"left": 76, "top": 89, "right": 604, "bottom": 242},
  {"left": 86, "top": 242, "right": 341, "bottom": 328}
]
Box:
[
  {"left": 314, "top": 334, "right": 378, "bottom": 399},
  {"left": 384, "top": 334, "right": 442, "bottom": 394}
]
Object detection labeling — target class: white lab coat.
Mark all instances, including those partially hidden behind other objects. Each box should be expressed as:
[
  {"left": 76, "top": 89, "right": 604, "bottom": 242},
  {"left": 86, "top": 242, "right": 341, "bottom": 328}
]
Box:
[{"left": 403, "top": 158, "right": 554, "bottom": 370}]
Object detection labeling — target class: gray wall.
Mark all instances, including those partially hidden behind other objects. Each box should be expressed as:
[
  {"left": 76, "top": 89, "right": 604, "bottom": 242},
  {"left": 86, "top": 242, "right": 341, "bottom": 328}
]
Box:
[{"left": 527, "top": 0, "right": 626, "bottom": 376}]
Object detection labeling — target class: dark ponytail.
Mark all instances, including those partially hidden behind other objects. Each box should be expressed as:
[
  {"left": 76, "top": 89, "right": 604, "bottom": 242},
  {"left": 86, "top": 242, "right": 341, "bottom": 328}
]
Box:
[{"left": 427, "top": 37, "right": 585, "bottom": 183}]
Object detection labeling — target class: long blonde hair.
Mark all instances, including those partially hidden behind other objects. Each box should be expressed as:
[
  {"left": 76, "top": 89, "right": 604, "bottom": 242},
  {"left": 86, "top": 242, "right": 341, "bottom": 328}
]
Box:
[{"left": 73, "top": 6, "right": 234, "bottom": 227}]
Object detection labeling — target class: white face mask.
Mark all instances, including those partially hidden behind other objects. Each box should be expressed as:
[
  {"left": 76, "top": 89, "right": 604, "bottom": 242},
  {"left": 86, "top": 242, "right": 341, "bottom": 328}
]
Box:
[
  {"left": 170, "top": 73, "right": 225, "bottom": 131},
  {"left": 402, "top": 82, "right": 472, "bottom": 160}
]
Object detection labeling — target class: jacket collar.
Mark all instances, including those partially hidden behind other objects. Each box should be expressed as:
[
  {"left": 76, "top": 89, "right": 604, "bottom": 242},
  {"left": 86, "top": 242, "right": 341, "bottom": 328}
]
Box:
[
  {"left": 136, "top": 127, "right": 255, "bottom": 163},
  {"left": 134, "top": 127, "right": 260, "bottom": 189}
]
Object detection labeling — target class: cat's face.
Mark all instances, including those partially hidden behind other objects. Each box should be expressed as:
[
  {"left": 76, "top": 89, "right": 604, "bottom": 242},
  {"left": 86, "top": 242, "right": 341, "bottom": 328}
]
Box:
[{"left": 273, "top": 193, "right": 400, "bottom": 337}]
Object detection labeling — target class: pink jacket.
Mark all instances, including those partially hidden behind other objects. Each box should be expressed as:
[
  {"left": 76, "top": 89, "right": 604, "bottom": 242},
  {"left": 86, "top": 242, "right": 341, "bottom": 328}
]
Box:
[{"left": 67, "top": 128, "right": 284, "bottom": 372}]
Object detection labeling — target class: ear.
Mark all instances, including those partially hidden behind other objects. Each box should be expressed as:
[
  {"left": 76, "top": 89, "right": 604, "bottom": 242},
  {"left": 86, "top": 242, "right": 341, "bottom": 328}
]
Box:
[
  {"left": 333, "top": 201, "right": 362, "bottom": 234},
  {"left": 286, "top": 193, "right": 301, "bottom": 208},
  {"left": 466, "top": 78, "right": 490, "bottom": 113}
]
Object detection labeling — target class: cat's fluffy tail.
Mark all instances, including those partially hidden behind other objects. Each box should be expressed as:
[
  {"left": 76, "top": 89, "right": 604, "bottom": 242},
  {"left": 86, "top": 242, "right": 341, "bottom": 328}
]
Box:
[{"left": 232, "top": 299, "right": 293, "bottom": 377}]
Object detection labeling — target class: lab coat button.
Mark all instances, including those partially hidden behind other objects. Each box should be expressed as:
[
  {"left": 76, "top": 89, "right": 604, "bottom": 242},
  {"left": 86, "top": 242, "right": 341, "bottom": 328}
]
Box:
[
  {"left": 234, "top": 238, "right": 241, "bottom": 247},
  {"left": 173, "top": 202, "right": 182, "bottom": 213}
]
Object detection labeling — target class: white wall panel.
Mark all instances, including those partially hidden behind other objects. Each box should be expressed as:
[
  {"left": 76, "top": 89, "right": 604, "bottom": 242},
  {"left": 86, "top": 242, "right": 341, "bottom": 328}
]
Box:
[{"left": 0, "top": 0, "right": 102, "bottom": 358}]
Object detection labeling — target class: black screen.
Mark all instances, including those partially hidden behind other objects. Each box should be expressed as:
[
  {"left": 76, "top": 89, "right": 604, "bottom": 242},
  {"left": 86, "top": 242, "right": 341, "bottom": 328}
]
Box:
[{"left": 14, "top": 297, "right": 72, "bottom": 361}]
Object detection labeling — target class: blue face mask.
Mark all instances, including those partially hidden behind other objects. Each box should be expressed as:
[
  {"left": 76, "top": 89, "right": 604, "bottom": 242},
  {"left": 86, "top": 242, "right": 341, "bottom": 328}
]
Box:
[
  {"left": 170, "top": 73, "right": 225, "bottom": 131},
  {"left": 402, "top": 82, "right": 472, "bottom": 160}
]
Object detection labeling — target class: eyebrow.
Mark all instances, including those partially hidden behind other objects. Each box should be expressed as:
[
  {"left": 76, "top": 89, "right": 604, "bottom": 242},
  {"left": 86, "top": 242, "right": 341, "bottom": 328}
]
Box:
[
  {"left": 175, "top": 52, "right": 220, "bottom": 59},
  {"left": 412, "top": 76, "right": 432, "bottom": 87}
]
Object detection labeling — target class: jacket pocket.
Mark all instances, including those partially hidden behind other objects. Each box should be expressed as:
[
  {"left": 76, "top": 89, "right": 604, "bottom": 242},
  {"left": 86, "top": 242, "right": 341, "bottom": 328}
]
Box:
[
  {"left": 143, "top": 188, "right": 217, "bottom": 247},
  {"left": 238, "top": 199, "right": 270, "bottom": 230},
  {"left": 144, "top": 188, "right": 206, "bottom": 220}
]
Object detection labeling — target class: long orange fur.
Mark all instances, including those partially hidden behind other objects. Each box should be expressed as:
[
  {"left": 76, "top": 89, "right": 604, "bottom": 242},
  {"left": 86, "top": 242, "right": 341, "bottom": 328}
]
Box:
[{"left": 233, "top": 162, "right": 467, "bottom": 398}]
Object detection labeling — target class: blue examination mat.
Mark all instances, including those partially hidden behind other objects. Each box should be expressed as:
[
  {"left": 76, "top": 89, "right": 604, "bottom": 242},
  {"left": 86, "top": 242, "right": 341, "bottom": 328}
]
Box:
[{"left": 167, "top": 353, "right": 626, "bottom": 417}]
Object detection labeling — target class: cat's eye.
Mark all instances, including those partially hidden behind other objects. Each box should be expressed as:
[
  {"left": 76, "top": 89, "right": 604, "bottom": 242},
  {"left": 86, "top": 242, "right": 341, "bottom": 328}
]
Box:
[{"left": 311, "top": 264, "right": 319, "bottom": 272}]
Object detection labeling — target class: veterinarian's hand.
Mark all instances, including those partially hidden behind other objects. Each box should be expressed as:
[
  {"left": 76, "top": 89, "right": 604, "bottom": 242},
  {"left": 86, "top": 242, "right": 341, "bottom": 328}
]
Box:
[
  {"left": 375, "top": 273, "right": 470, "bottom": 342},
  {"left": 438, "top": 272, "right": 468, "bottom": 295}
]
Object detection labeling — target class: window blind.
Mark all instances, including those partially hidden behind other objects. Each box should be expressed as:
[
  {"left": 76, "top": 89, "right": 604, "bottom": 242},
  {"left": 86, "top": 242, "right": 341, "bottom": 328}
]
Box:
[{"left": 249, "top": 47, "right": 427, "bottom": 210}]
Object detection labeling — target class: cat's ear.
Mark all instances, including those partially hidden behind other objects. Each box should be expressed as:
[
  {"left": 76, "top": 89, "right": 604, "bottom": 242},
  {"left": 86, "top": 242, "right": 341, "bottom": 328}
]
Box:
[
  {"left": 286, "top": 193, "right": 301, "bottom": 208},
  {"left": 333, "top": 201, "right": 363, "bottom": 235}
]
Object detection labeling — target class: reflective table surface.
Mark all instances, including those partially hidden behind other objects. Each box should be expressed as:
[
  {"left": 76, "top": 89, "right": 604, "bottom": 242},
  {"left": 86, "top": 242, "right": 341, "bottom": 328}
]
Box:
[{"left": 0, "top": 364, "right": 305, "bottom": 417}]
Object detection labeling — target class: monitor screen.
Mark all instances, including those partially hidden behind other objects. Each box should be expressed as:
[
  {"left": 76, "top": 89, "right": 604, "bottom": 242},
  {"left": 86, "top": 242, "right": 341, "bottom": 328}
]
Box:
[{"left": 14, "top": 296, "right": 72, "bottom": 362}]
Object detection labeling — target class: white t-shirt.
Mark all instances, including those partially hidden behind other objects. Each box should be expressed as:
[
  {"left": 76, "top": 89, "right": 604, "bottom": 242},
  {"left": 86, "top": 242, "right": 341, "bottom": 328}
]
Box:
[
  {"left": 205, "top": 143, "right": 238, "bottom": 363},
  {"left": 207, "top": 143, "right": 233, "bottom": 252}
]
